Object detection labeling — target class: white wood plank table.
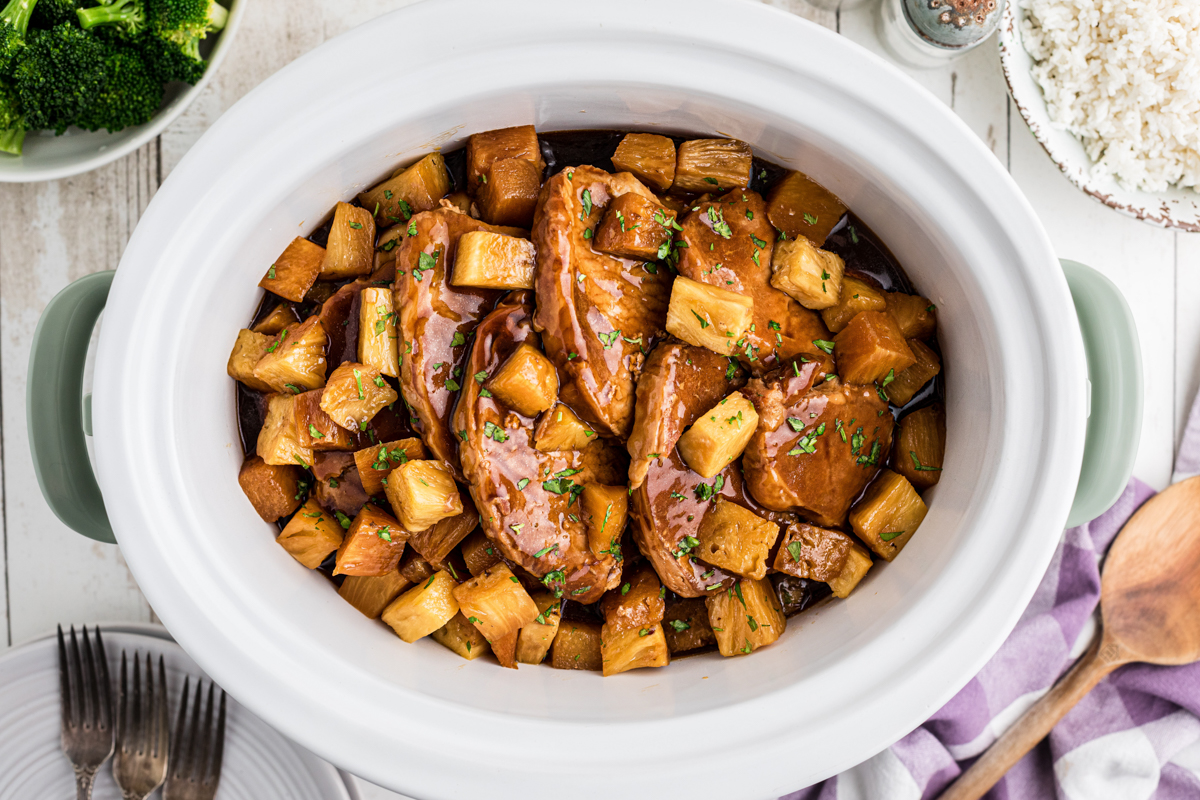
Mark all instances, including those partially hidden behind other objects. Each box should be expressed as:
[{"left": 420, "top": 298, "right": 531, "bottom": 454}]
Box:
[{"left": 0, "top": 1, "right": 1191, "bottom": 796}]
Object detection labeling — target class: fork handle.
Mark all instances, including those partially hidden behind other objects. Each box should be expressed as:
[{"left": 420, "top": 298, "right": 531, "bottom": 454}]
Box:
[{"left": 73, "top": 766, "right": 97, "bottom": 800}]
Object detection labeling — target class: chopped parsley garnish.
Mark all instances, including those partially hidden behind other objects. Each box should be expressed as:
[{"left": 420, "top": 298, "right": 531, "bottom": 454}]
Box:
[
  {"left": 581, "top": 189, "right": 593, "bottom": 217},
  {"left": 909, "top": 451, "right": 943, "bottom": 472},
  {"left": 694, "top": 474, "right": 725, "bottom": 501},
  {"left": 516, "top": 477, "right": 531, "bottom": 490},
  {"left": 803, "top": 213, "right": 818, "bottom": 225},
  {"left": 672, "top": 535, "right": 700, "bottom": 559},
  {"left": 668, "top": 619, "right": 690, "bottom": 632},
  {"left": 725, "top": 358, "right": 738, "bottom": 380},
  {"left": 707, "top": 205, "right": 733, "bottom": 238},
  {"left": 335, "top": 511, "right": 352, "bottom": 529},
  {"left": 534, "top": 543, "right": 560, "bottom": 559},
  {"left": 787, "top": 541, "right": 804, "bottom": 562},
  {"left": 451, "top": 331, "right": 466, "bottom": 347},
  {"left": 691, "top": 310, "right": 710, "bottom": 329},
  {"left": 598, "top": 329, "right": 621, "bottom": 349},
  {"left": 813, "top": 339, "right": 835, "bottom": 354},
  {"left": 483, "top": 421, "right": 508, "bottom": 442},
  {"left": 307, "top": 424, "right": 325, "bottom": 439},
  {"left": 880, "top": 530, "right": 906, "bottom": 541},
  {"left": 444, "top": 378, "right": 461, "bottom": 392}
]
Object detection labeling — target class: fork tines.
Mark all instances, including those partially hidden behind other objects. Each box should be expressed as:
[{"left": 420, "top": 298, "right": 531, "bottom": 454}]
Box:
[
  {"left": 114, "top": 651, "right": 169, "bottom": 797},
  {"left": 164, "top": 676, "right": 227, "bottom": 800},
  {"left": 58, "top": 625, "right": 115, "bottom": 798}
]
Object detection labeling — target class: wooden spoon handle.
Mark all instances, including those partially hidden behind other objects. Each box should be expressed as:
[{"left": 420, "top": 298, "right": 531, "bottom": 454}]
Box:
[{"left": 937, "top": 635, "right": 1126, "bottom": 800}]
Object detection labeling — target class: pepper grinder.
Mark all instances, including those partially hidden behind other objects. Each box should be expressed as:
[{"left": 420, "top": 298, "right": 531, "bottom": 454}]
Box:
[{"left": 878, "top": 0, "right": 1005, "bottom": 68}]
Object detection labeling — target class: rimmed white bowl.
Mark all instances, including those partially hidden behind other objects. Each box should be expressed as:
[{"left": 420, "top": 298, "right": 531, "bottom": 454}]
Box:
[
  {"left": 0, "top": 0, "right": 244, "bottom": 183},
  {"left": 26, "top": 0, "right": 1141, "bottom": 797},
  {"left": 999, "top": 0, "right": 1200, "bottom": 231}
]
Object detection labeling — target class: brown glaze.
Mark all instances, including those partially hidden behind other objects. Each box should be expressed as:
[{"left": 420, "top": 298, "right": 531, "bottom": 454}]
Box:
[
  {"left": 532, "top": 166, "right": 671, "bottom": 440},
  {"left": 626, "top": 342, "right": 743, "bottom": 490},
  {"left": 394, "top": 206, "right": 513, "bottom": 476},
  {"left": 454, "top": 293, "right": 624, "bottom": 605},
  {"left": 675, "top": 189, "right": 830, "bottom": 375},
  {"left": 318, "top": 280, "right": 366, "bottom": 370},
  {"left": 742, "top": 366, "right": 893, "bottom": 528}
]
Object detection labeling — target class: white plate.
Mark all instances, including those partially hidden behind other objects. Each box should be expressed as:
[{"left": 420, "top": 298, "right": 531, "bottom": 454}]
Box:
[
  {"left": 0, "top": 0, "right": 245, "bottom": 184},
  {"left": 0, "top": 626, "right": 353, "bottom": 800},
  {"left": 998, "top": 1, "right": 1200, "bottom": 231}
]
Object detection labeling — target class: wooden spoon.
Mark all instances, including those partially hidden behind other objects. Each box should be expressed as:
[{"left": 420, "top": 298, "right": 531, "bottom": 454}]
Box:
[{"left": 938, "top": 475, "right": 1200, "bottom": 800}]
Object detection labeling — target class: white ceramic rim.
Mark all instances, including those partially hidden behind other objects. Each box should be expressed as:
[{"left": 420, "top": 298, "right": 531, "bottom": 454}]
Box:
[
  {"left": 92, "top": 1, "right": 1087, "bottom": 797},
  {"left": 0, "top": 0, "right": 245, "bottom": 184},
  {"left": 998, "top": 0, "right": 1200, "bottom": 231}
]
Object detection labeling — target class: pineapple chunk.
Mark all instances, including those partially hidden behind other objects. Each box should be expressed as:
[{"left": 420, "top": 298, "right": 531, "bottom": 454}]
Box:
[
  {"left": 461, "top": 529, "right": 502, "bottom": 576},
  {"left": 600, "top": 564, "right": 664, "bottom": 631},
  {"left": 319, "top": 362, "right": 398, "bottom": 431},
  {"left": 673, "top": 138, "right": 752, "bottom": 192},
  {"left": 257, "top": 394, "right": 313, "bottom": 468},
  {"left": 886, "top": 340, "right": 941, "bottom": 406},
  {"left": 382, "top": 570, "right": 461, "bottom": 643},
  {"left": 252, "top": 316, "right": 328, "bottom": 393},
  {"left": 663, "top": 597, "right": 716, "bottom": 653},
  {"left": 319, "top": 202, "right": 375, "bottom": 279},
  {"left": 665, "top": 275, "right": 754, "bottom": 355},
  {"left": 227, "top": 329, "right": 275, "bottom": 392},
  {"left": 676, "top": 391, "right": 759, "bottom": 479},
  {"left": 485, "top": 343, "right": 558, "bottom": 417},
  {"left": 593, "top": 193, "right": 672, "bottom": 261},
  {"left": 850, "top": 469, "right": 928, "bottom": 561},
  {"left": 773, "top": 521, "right": 852, "bottom": 583},
  {"left": 826, "top": 541, "right": 873, "bottom": 599},
  {"left": 252, "top": 304, "right": 299, "bottom": 335},
  {"left": 833, "top": 311, "right": 916, "bottom": 386},
  {"left": 894, "top": 404, "right": 945, "bottom": 490},
  {"left": 358, "top": 153, "right": 450, "bottom": 224},
  {"left": 385, "top": 459, "right": 464, "bottom": 531},
  {"left": 294, "top": 390, "right": 356, "bottom": 451},
  {"left": 358, "top": 287, "right": 400, "bottom": 378},
  {"left": 431, "top": 612, "right": 490, "bottom": 661},
  {"left": 705, "top": 577, "right": 786, "bottom": 657},
  {"left": 581, "top": 484, "right": 628, "bottom": 561},
  {"left": 533, "top": 404, "right": 596, "bottom": 451},
  {"left": 765, "top": 170, "right": 848, "bottom": 246},
  {"left": 466, "top": 125, "right": 545, "bottom": 193},
  {"left": 601, "top": 622, "right": 669, "bottom": 676},
  {"left": 695, "top": 497, "right": 781, "bottom": 580},
  {"left": 238, "top": 456, "right": 303, "bottom": 522},
  {"left": 611, "top": 133, "right": 676, "bottom": 192},
  {"left": 821, "top": 275, "right": 887, "bottom": 333},
  {"left": 452, "top": 563, "right": 540, "bottom": 643},
  {"left": 260, "top": 237, "right": 325, "bottom": 302},
  {"left": 333, "top": 503, "right": 407, "bottom": 577},
  {"left": 451, "top": 231, "right": 536, "bottom": 290},
  {"left": 339, "top": 570, "right": 411, "bottom": 619},
  {"left": 516, "top": 592, "right": 562, "bottom": 665},
  {"left": 353, "top": 438, "right": 426, "bottom": 496},
  {"left": 886, "top": 292, "right": 937, "bottom": 340},
  {"left": 477, "top": 157, "right": 540, "bottom": 227},
  {"left": 550, "top": 619, "right": 603, "bottom": 671},
  {"left": 408, "top": 503, "right": 478, "bottom": 565},
  {"left": 276, "top": 498, "right": 343, "bottom": 569},
  {"left": 492, "top": 631, "right": 519, "bottom": 669},
  {"left": 770, "top": 236, "right": 845, "bottom": 310}
]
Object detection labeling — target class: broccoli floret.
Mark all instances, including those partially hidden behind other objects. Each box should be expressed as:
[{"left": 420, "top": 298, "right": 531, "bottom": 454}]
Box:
[
  {"left": 31, "top": 0, "right": 81, "bottom": 29},
  {"left": 73, "top": 41, "right": 161, "bottom": 132},
  {"left": 0, "top": 77, "right": 25, "bottom": 154},
  {"left": 0, "top": 0, "right": 38, "bottom": 75},
  {"left": 77, "top": 0, "right": 143, "bottom": 34},
  {"left": 138, "top": 0, "right": 224, "bottom": 83},
  {"left": 13, "top": 23, "right": 106, "bottom": 133}
]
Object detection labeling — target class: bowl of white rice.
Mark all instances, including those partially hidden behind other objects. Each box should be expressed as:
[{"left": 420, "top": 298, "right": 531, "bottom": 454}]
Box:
[{"left": 999, "top": 0, "right": 1200, "bottom": 230}]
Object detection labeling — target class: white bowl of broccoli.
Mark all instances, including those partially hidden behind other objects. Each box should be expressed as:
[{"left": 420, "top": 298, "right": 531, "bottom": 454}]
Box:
[{"left": 0, "top": 0, "right": 242, "bottom": 182}]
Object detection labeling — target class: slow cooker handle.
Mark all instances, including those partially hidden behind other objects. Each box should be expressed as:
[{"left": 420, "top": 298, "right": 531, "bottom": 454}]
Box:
[
  {"left": 27, "top": 270, "right": 116, "bottom": 543},
  {"left": 1062, "top": 259, "right": 1143, "bottom": 528}
]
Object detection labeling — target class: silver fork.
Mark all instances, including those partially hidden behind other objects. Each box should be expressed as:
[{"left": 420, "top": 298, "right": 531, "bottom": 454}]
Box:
[
  {"left": 164, "top": 677, "right": 227, "bottom": 800},
  {"left": 59, "top": 625, "right": 115, "bottom": 800},
  {"left": 113, "top": 651, "right": 169, "bottom": 799}
]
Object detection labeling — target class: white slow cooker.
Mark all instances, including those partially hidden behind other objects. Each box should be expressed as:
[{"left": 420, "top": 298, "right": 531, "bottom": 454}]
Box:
[{"left": 28, "top": 1, "right": 1141, "bottom": 797}]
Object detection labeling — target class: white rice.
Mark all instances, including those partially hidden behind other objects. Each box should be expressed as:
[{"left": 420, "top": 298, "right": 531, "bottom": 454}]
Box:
[{"left": 1020, "top": 0, "right": 1200, "bottom": 192}]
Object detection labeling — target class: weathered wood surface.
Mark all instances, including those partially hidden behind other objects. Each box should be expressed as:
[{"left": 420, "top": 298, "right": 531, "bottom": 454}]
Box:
[{"left": 0, "top": 1, "right": 1189, "bottom": 796}]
